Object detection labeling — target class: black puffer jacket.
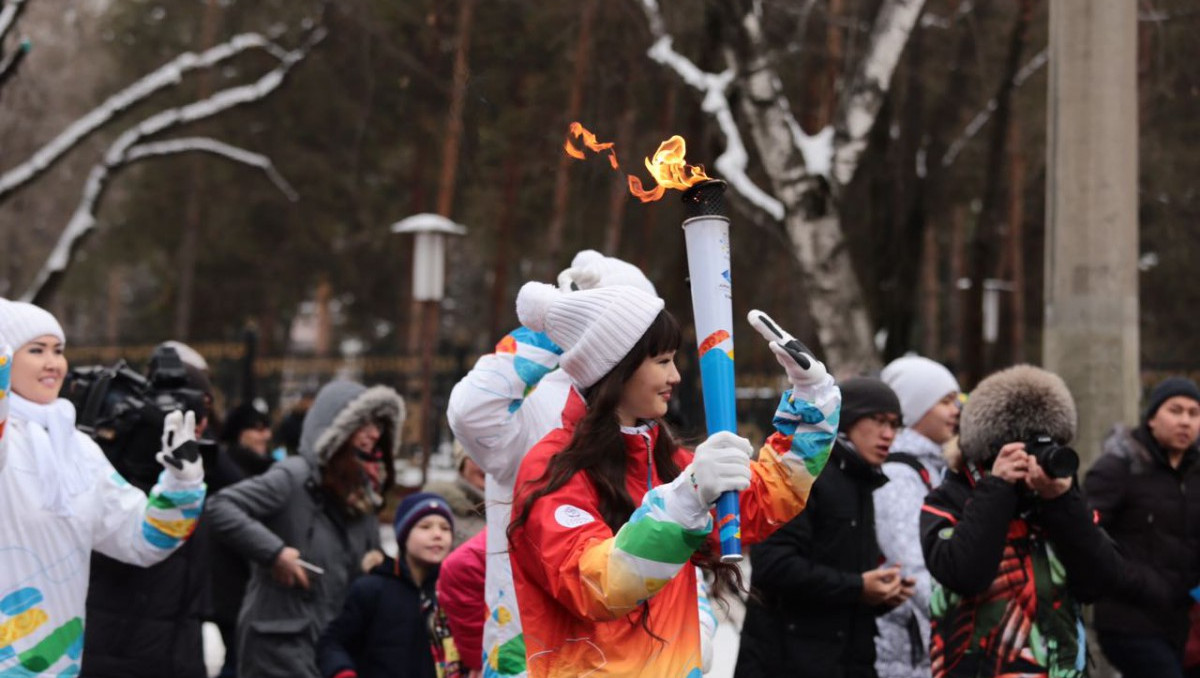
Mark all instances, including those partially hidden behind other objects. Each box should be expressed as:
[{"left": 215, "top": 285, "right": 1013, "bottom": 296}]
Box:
[
  {"left": 316, "top": 556, "right": 440, "bottom": 678},
  {"left": 1085, "top": 424, "right": 1200, "bottom": 649},
  {"left": 734, "top": 440, "right": 889, "bottom": 678}
]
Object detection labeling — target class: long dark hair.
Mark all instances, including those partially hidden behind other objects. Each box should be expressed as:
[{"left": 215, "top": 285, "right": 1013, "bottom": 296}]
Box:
[{"left": 509, "top": 309, "right": 744, "bottom": 625}]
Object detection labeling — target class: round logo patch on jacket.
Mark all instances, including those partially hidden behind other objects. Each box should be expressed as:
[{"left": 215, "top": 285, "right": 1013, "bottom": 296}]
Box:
[{"left": 554, "top": 504, "right": 596, "bottom": 529}]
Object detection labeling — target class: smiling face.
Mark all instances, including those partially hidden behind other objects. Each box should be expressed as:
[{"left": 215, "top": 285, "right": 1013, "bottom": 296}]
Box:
[
  {"left": 847, "top": 412, "right": 900, "bottom": 467},
  {"left": 912, "top": 393, "right": 961, "bottom": 445},
  {"left": 404, "top": 514, "right": 453, "bottom": 569},
  {"left": 615, "top": 351, "right": 680, "bottom": 427},
  {"left": 12, "top": 335, "right": 67, "bottom": 404},
  {"left": 1148, "top": 395, "right": 1200, "bottom": 455},
  {"left": 237, "top": 423, "right": 272, "bottom": 456}
]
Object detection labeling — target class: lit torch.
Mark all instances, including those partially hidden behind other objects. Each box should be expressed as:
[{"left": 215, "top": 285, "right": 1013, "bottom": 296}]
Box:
[
  {"left": 564, "top": 128, "right": 743, "bottom": 561},
  {"left": 678, "top": 178, "right": 743, "bottom": 563}
]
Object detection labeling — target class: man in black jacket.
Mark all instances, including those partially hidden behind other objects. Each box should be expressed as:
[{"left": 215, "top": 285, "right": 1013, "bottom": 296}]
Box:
[
  {"left": 1086, "top": 376, "right": 1200, "bottom": 678},
  {"left": 735, "top": 377, "right": 913, "bottom": 678}
]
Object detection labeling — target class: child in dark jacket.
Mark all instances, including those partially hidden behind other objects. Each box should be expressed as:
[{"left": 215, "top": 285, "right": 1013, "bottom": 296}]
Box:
[{"left": 318, "top": 492, "right": 463, "bottom": 678}]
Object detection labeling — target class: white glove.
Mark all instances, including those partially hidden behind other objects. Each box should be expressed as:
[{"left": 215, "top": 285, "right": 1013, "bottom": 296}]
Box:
[
  {"left": 747, "top": 309, "right": 828, "bottom": 387},
  {"left": 156, "top": 410, "right": 204, "bottom": 484},
  {"left": 689, "top": 431, "right": 753, "bottom": 506}
]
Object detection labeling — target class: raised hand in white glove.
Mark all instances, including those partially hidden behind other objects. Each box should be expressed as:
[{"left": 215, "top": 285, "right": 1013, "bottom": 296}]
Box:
[
  {"left": 747, "top": 309, "right": 829, "bottom": 388},
  {"left": 689, "top": 430, "right": 753, "bottom": 506},
  {"left": 156, "top": 410, "right": 204, "bottom": 484},
  {"left": 557, "top": 265, "right": 601, "bottom": 292}
]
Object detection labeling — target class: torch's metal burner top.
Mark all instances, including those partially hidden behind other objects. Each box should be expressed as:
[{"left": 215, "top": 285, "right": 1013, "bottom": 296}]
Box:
[{"left": 681, "top": 179, "right": 728, "bottom": 219}]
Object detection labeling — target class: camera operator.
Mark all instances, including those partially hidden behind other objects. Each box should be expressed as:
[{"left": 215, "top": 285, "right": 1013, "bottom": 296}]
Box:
[
  {"left": 920, "top": 365, "right": 1175, "bottom": 678},
  {"left": 1085, "top": 376, "right": 1200, "bottom": 678},
  {"left": 80, "top": 346, "right": 216, "bottom": 678},
  {"left": 0, "top": 299, "right": 206, "bottom": 676}
]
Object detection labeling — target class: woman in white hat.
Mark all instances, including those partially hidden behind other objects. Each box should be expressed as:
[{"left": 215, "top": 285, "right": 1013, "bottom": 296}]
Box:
[
  {"left": 505, "top": 282, "right": 842, "bottom": 678},
  {"left": 0, "top": 298, "right": 205, "bottom": 675}
]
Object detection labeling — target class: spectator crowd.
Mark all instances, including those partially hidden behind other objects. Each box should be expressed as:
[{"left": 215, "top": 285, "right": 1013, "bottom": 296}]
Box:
[{"left": 2, "top": 251, "right": 1198, "bottom": 678}]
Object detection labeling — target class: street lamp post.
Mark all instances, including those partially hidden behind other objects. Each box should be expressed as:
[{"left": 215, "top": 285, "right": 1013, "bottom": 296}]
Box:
[{"left": 391, "top": 213, "right": 467, "bottom": 487}]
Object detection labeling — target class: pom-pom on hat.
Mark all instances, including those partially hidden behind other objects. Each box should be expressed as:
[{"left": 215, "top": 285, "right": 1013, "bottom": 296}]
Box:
[
  {"left": 881, "top": 355, "right": 961, "bottom": 427},
  {"left": 958, "top": 364, "right": 1077, "bottom": 465},
  {"left": 0, "top": 298, "right": 65, "bottom": 350},
  {"left": 557, "top": 249, "right": 658, "bottom": 296},
  {"left": 838, "top": 377, "right": 902, "bottom": 434},
  {"left": 1143, "top": 376, "right": 1200, "bottom": 422},
  {"left": 393, "top": 492, "right": 454, "bottom": 553},
  {"left": 516, "top": 282, "right": 664, "bottom": 389}
]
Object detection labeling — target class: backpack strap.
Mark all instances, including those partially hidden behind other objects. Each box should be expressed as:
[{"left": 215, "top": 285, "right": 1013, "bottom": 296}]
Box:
[{"left": 886, "top": 452, "right": 933, "bottom": 491}]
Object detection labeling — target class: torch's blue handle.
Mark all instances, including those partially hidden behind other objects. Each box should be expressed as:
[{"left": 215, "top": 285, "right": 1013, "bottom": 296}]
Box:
[{"left": 697, "top": 346, "right": 742, "bottom": 562}]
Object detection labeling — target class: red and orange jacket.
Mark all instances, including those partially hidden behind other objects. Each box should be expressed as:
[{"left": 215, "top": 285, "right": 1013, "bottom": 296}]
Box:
[{"left": 509, "top": 379, "right": 841, "bottom": 678}]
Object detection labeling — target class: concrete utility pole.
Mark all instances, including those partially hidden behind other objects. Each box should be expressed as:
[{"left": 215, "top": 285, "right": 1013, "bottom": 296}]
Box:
[{"left": 1044, "top": 1, "right": 1139, "bottom": 468}]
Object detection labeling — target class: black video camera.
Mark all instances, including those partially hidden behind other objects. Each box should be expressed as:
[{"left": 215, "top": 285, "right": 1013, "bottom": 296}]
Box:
[
  {"left": 63, "top": 345, "right": 214, "bottom": 489},
  {"left": 1022, "top": 433, "right": 1079, "bottom": 479}
]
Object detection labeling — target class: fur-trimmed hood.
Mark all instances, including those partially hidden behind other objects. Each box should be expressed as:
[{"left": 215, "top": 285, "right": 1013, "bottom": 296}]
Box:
[
  {"left": 958, "top": 364, "right": 1076, "bottom": 464},
  {"left": 300, "top": 380, "right": 406, "bottom": 469}
]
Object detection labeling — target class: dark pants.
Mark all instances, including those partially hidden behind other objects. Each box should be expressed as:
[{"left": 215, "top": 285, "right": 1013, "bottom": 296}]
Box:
[
  {"left": 1099, "top": 630, "right": 1184, "bottom": 678},
  {"left": 217, "top": 621, "right": 238, "bottom": 678}
]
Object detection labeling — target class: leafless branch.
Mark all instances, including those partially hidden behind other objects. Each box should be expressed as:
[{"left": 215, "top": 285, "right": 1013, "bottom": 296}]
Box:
[{"left": 0, "top": 31, "right": 303, "bottom": 201}]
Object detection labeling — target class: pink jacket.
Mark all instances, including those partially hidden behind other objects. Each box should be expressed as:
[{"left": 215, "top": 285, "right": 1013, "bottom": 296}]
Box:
[{"left": 437, "top": 528, "right": 488, "bottom": 671}]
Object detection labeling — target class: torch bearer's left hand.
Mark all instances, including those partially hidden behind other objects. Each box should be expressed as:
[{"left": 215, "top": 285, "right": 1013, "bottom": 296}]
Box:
[{"left": 748, "top": 310, "right": 829, "bottom": 390}]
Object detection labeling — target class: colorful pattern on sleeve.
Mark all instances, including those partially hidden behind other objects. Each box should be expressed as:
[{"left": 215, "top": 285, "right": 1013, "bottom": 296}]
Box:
[
  {"left": 138, "top": 473, "right": 206, "bottom": 549},
  {"left": 574, "top": 485, "right": 713, "bottom": 618},
  {"left": 496, "top": 329, "right": 562, "bottom": 413}
]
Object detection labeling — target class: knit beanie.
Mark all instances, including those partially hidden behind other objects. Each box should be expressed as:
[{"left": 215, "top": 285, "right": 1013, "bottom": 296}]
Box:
[
  {"left": 881, "top": 355, "right": 961, "bottom": 427},
  {"left": 516, "top": 282, "right": 664, "bottom": 389},
  {"left": 221, "top": 403, "right": 270, "bottom": 444},
  {"left": 1144, "top": 376, "right": 1200, "bottom": 422},
  {"left": 838, "top": 377, "right": 902, "bottom": 433},
  {"left": 0, "top": 298, "right": 65, "bottom": 350},
  {"left": 958, "top": 364, "right": 1076, "bottom": 465},
  {"left": 557, "top": 249, "right": 658, "bottom": 296},
  {"left": 394, "top": 492, "right": 455, "bottom": 554}
]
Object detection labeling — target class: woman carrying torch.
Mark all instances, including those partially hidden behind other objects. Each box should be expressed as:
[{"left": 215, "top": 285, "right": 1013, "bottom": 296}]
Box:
[{"left": 506, "top": 281, "right": 841, "bottom": 677}]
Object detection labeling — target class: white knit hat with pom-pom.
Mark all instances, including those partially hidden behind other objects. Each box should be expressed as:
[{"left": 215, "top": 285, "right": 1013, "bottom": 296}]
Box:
[
  {"left": 516, "top": 282, "right": 664, "bottom": 388},
  {"left": 556, "top": 249, "right": 658, "bottom": 296}
]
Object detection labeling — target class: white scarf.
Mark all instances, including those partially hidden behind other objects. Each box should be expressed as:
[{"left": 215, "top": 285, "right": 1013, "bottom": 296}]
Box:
[{"left": 9, "top": 393, "right": 94, "bottom": 516}]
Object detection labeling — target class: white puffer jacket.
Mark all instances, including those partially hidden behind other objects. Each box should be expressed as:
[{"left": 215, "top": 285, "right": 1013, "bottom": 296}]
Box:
[{"left": 873, "top": 427, "right": 947, "bottom": 678}]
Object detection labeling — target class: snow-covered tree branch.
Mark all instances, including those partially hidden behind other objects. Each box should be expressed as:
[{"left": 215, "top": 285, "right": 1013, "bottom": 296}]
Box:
[
  {"left": 831, "top": 0, "right": 927, "bottom": 189},
  {"left": 640, "top": 0, "right": 925, "bottom": 374},
  {"left": 0, "top": 31, "right": 301, "bottom": 201},
  {"left": 13, "top": 23, "right": 324, "bottom": 303},
  {"left": 21, "top": 137, "right": 297, "bottom": 303}
]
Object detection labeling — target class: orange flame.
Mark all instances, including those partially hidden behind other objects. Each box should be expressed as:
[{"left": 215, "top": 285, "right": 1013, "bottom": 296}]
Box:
[
  {"left": 627, "top": 135, "right": 711, "bottom": 203},
  {"left": 565, "top": 122, "right": 618, "bottom": 167},
  {"left": 563, "top": 123, "right": 711, "bottom": 203}
]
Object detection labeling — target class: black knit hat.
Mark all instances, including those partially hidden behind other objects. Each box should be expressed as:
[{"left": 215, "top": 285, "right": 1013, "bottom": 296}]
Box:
[
  {"left": 1144, "top": 376, "right": 1200, "bottom": 422},
  {"left": 838, "top": 377, "right": 902, "bottom": 433},
  {"left": 221, "top": 403, "right": 270, "bottom": 444}
]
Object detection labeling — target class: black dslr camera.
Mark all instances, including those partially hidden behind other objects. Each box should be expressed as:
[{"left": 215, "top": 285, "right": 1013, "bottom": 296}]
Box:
[
  {"left": 1023, "top": 433, "right": 1079, "bottom": 479},
  {"left": 63, "top": 345, "right": 213, "bottom": 489}
]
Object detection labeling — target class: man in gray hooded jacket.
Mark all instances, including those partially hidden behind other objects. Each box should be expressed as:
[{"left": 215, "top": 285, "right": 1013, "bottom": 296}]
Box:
[{"left": 209, "top": 380, "right": 405, "bottom": 678}]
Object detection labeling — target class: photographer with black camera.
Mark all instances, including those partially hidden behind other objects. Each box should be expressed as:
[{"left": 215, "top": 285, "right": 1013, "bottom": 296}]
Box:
[
  {"left": 0, "top": 299, "right": 206, "bottom": 677},
  {"left": 920, "top": 365, "right": 1175, "bottom": 678}
]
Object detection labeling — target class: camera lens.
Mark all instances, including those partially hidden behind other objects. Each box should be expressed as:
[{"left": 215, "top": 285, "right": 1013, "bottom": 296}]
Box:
[{"left": 1038, "top": 445, "right": 1079, "bottom": 478}]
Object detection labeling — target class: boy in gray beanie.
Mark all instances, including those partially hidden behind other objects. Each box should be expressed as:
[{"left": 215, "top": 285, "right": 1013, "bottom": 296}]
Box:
[{"left": 921, "top": 365, "right": 1175, "bottom": 678}]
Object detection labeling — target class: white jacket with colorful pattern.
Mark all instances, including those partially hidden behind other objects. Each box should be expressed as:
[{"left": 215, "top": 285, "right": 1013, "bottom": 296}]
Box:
[{"left": 0, "top": 418, "right": 205, "bottom": 675}]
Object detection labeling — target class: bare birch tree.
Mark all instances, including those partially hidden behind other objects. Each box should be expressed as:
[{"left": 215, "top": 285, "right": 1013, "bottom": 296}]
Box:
[
  {"left": 640, "top": 0, "right": 926, "bottom": 375},
  {"left": 0, "top": 0, "right": 323, "bottom": 305}
]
